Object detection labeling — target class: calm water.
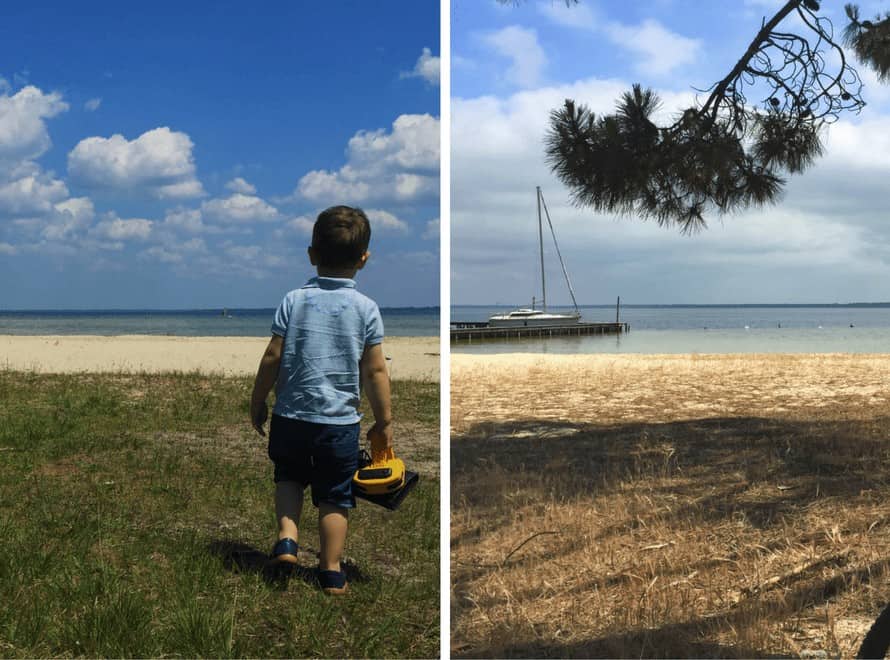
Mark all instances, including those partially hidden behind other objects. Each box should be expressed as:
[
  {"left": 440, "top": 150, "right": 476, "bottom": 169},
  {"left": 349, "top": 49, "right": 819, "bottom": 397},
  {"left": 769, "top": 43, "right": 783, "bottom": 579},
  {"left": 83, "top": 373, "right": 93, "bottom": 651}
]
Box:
[
  {"left": 0, "top": 308, "right": 439, "bottom": 337},
  {"left": 452, "top": 305, "right": 890, "bottom": 354}
]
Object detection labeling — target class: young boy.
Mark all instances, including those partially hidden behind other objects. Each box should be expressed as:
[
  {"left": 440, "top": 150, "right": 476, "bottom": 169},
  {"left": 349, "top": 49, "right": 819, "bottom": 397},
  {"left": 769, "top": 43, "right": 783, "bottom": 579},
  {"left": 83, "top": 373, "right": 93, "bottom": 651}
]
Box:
[{"left": 249, "top": 205, "right": 393, "bottom": 595}]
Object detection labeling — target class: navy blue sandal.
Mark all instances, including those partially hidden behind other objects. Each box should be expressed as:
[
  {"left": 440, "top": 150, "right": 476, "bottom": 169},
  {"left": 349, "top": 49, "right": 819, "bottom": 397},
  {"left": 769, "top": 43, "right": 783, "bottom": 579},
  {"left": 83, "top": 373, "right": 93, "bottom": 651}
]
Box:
[
  {"left": 269, "top": 538, "right": 299, "bottom": 565},
  {"left": 319, "top": 567, "right": 348, "bottom": 595}
]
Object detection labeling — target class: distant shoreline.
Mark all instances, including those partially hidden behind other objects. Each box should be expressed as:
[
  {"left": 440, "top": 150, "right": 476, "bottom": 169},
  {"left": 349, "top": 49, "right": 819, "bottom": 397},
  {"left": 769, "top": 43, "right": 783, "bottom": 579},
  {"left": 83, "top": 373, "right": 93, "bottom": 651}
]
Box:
[
  {"left": 0, "top": 308, "right": 439, "bottom": 338},
  {"left": 454, "top": 303, "right": 890, "bottom": 309},
  {"left": 0, "top": 306, "right": 441, "bottom": 314}
]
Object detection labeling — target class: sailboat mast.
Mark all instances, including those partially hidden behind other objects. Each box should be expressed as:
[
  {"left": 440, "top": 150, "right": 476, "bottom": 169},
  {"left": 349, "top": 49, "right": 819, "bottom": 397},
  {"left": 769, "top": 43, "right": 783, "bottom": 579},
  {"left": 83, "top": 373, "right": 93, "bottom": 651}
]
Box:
[
  {"left": 537, "top": 185, "right": 546, "bottom": 311},
  {"left": 540, "top": 190, "right": 580, "bottom": 316}
]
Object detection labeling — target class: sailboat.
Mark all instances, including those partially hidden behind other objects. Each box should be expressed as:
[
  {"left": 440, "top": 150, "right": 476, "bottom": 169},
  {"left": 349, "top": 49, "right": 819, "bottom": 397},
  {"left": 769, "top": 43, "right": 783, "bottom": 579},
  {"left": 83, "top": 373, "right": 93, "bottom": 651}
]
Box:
[{"left": 489, "top": 187, "right": 582, "bottom": 328}]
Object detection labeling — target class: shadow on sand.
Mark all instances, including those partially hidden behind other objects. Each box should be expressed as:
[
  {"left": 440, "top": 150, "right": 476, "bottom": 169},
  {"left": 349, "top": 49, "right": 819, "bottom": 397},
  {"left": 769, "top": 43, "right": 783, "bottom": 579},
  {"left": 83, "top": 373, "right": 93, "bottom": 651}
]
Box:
[{"left": 452, "top": 415, "right": 890, "bottom": 658}]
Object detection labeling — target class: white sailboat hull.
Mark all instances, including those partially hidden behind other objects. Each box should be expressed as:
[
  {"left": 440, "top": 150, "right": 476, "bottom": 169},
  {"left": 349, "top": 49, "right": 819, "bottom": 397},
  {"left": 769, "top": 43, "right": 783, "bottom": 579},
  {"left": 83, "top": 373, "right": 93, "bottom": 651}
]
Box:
[{"left": 489, "top": 310, "right": 581, "bottom": 327}]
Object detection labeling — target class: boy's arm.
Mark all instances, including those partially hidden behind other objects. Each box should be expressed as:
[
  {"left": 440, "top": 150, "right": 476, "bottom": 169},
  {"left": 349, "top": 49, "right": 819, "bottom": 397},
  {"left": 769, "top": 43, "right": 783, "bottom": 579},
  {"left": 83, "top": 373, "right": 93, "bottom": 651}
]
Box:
[
  {"left": 250, "top": 334, "right": 283, "bottom": 437},
  {"left": 360, "top": 342, "right": 393, "bottom": 450}
]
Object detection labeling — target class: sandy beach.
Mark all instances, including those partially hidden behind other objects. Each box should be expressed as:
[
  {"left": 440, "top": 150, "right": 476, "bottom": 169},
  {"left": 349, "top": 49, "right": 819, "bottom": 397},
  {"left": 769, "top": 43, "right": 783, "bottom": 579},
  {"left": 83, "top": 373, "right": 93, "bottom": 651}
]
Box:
[
  {"left": 0, "top": 335, "right": 439, "bottom": 381},
  {"left": 452, "top": 352, "right": 890, "bottom": 658},
  {"left": 452, "top": 352, "right": 890, "bottom": 430}
]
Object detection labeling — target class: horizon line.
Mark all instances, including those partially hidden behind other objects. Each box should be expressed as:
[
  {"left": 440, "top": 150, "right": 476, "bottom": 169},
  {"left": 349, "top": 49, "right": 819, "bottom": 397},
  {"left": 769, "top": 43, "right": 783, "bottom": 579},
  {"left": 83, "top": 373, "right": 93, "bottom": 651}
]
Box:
[
  {"left": 0, "top": 305, "right": 441, "bottom": 313},
  {"left": 453, "top": 302, "right": 890, "bottom": 308}
]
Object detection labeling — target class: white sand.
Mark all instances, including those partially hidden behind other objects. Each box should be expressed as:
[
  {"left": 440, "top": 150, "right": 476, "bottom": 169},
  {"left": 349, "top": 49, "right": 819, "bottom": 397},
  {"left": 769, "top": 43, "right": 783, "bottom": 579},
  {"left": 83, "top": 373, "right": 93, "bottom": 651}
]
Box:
[
  {"left": 451, "top": 352, "right": 890, "bottom": 430},
  {"left": 0, "top": 335, "right": 440, "bottom": 381}
]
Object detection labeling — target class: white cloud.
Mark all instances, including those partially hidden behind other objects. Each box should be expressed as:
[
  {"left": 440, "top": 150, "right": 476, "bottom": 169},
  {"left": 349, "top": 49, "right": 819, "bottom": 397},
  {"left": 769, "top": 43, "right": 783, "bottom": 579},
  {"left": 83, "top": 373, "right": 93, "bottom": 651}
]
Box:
[
  {"left": 84, "top": 98, "right": 101, "bottom": 112},
  {"left": 482, "top": 26, "right": 547, "bottom": 88},
  {"left": 537, "top": 6, "right": 700, "bottom": 77},
  {"left": 296, "top": 113, "right": 439, "bottom": 205},
  {"left": 68, "top": 127, "right": 204, "bottom": 199},
  {"left": 0, "top": 242, "right": 16, "bottom": 255},
  {"left": 605, "top": 20, "right": 701, "bottom": 76},
  {"left": 285, "top": 214, "right": 315, "bottom": 235},
  {"left": 41, "top": 197, "right": 95, "bottom": 241},
  {"left": 0, "top": 161, "right": 101, "bottom": 252},
  {"left": 822, "top": 117, "right": 890, "bottom": 169},
  {"left": 394, "top": 173, "right": 438, "bottom": 200},
  {"left": 422, "top": 217, "right": 439, "bottom": 240},
  {"left": 401, "top": 47, "right": 440, "bottom": 85},
  {"left": 0, "top": 174, "right": 68, "bottom": 216},
  {"left": 366, "top": 209, "right": 409, "bottom": 232},
  {"left": 225, "top": 177, "right": 256, "bottom": 194},
  {"left": 454, "top": 77, "right": 658, "bottom": 167},
  {"left": 201, "top": 193, "right": 279, "bottom": 224},
  {"left": 0, "top": 86, "right": 68, "bottom": 170},
  {"left": 54, "top": 196, "right": 95, "bottom": 219},
  {"left": 185, "top": 244, "right": 274, "bottom": 279},
  {"left": 347, "top": 114, "right": 439, "bottom": 170},
  {"left": 91, "top": 215, "right": 153, "bottom": 241},
  {"left": 140, "top": 237, "right": 207, "bottom": 264},
  {"left": 297, "top": 170, "right": 371, "bottom": 203},
  {"left": 163, "top": 207, "right": 205, "bottom": 233},
  {"left": 156, "top": 179, "right": 204, "bottom": 199}
]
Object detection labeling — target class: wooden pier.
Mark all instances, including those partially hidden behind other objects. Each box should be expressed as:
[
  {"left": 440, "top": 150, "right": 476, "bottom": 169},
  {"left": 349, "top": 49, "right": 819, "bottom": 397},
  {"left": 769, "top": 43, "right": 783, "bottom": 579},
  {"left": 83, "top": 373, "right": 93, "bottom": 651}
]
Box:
[{"left": 451, "top": 321, "right": 629, "bottom": 342}]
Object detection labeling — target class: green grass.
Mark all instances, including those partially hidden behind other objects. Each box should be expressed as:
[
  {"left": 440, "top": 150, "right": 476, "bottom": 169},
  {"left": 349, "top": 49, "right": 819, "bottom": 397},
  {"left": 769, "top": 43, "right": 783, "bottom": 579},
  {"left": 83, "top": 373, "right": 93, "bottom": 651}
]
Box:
[{"left": 0, "top": 372, "right": 439, "bottom": 658}]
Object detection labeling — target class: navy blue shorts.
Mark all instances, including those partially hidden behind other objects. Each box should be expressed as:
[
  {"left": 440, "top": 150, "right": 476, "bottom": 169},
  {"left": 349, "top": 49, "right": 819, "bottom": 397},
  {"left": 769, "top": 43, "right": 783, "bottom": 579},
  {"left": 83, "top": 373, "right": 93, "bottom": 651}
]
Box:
[{"left": 267, "top": 414, "right": 360, "bottom": 509}]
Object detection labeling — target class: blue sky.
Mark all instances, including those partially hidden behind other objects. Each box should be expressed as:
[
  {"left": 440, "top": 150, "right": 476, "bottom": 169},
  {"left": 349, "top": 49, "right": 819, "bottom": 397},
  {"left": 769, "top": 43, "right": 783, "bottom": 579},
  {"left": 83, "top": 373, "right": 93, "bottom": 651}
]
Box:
[
  {"left": 452, "top": 0, "right": 890, "bottom": 305},
  {"left": 0, "top": 1, "right": 439, "bottom": 309}
]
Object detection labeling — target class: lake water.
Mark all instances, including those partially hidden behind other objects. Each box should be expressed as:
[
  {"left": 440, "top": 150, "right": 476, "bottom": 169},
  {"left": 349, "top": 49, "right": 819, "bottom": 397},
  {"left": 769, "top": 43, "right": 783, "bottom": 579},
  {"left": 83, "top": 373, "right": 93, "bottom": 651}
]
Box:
[
  {"left": 0, "top": 307, "right": 439, "bottom": 337},
  {"left": 451, "top": 305, "right": 890, "bottom": 354}
]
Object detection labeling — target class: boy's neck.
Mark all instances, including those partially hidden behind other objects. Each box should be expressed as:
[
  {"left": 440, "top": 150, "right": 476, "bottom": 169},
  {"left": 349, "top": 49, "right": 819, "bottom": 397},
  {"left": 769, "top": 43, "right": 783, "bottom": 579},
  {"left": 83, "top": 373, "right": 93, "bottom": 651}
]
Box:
[{"left": 316, "top": 267, "right": 357, "bottom": 279}]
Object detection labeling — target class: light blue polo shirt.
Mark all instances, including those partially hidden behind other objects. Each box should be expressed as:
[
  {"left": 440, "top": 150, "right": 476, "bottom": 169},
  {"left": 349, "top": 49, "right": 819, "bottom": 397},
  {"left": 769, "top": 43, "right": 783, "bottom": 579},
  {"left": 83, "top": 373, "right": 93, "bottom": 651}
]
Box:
[{"left": 271, "top": 277, "right": 384, "bottom": 425}]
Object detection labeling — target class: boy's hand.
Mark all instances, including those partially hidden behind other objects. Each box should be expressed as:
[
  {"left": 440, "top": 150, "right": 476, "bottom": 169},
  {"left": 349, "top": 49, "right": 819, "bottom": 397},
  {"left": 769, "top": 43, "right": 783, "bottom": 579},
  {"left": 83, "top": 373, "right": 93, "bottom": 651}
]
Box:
[
  {"left": 250, "top": 335, "right": 282, "bottom": 438},
  {"left": 367, "top": 419, "right": 393, "bottom": 455},
  {"left": 250, "top": 399, "right": 268, "bottom": 436}
]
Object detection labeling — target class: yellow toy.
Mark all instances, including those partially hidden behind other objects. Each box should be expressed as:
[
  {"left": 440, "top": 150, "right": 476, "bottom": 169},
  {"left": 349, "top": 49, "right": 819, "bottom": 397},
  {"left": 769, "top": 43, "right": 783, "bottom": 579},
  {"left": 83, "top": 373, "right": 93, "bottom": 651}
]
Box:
[{"left": 353, "top": 441, "right": 406, "bottom": 496}]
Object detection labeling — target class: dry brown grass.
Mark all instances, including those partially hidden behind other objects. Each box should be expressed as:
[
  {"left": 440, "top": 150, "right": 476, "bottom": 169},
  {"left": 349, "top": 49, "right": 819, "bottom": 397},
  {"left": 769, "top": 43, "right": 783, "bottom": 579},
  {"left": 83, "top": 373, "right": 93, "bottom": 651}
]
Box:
[{"left": 451, "top": 353, "right": 890, "bottom": 658}]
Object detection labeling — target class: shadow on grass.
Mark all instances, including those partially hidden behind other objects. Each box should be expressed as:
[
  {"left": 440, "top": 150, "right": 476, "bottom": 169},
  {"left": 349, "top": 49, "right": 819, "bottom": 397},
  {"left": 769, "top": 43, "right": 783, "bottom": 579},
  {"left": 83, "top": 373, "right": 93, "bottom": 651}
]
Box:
[
  {"left": 208, "top": 539, "right": 371, "bottom": 590},
  {"left": 452, "top": 415, "right": 890, "bottom": 658}
]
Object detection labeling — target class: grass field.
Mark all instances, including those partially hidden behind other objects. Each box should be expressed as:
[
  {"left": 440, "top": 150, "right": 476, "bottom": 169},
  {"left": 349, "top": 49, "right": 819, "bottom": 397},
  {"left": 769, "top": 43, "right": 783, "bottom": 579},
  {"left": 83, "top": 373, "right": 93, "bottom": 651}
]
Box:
[
  {"left": 451, "top": 353, "right": 890, "bottom": 658},
  {"left": 0, "top": 371, "right": 439, "bottom": 658}
]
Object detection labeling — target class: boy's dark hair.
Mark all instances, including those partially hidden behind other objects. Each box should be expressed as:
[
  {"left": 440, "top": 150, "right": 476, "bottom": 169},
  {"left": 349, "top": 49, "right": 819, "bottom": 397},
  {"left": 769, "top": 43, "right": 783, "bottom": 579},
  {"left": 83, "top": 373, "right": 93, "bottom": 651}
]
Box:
[{"left": 311, "top": 206, "right": 372, "bottom": 268}]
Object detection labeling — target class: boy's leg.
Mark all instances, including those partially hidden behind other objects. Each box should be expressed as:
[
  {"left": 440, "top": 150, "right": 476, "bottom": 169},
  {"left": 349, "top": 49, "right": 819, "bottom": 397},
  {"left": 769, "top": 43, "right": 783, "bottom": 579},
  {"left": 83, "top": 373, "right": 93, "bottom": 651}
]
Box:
[
  {"left": 275, "top": 480, "right": 304, "bottom": 541},
  {"left": 311, "top": 421, "right": 358, "bottom": 575},
  {"left": 318, "top": 503, "right": 348, "bottom": 571},
  {"left": 267, "top": 415, "right": 312, "bottom": 550}
]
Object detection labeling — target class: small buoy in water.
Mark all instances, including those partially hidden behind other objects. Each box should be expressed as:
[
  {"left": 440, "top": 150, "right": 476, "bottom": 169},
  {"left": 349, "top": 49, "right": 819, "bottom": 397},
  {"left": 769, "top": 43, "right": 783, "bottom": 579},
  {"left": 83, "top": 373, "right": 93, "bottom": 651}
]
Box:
[
  {"left": 744, "top": 325, "right": 750, "bottom": 330},
  {"left": 850, "top": 323, "right": 855, "bottom": 328},
  {"left": 818, "top": 325, "right": 823, "bottom": 329},
  {"left": 778, "top": 323, "right": 781, "bottom": 328}
]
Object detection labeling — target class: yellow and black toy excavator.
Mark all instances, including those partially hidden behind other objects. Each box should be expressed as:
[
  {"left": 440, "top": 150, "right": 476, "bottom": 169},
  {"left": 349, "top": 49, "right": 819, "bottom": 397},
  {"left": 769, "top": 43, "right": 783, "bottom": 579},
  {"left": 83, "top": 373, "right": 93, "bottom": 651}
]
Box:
[{"left": 353, "top": 437, "right": 418, "bottom": 511}]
